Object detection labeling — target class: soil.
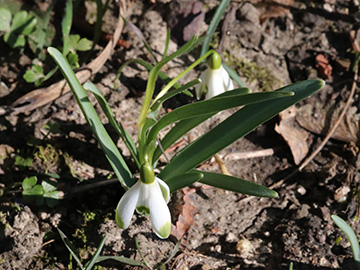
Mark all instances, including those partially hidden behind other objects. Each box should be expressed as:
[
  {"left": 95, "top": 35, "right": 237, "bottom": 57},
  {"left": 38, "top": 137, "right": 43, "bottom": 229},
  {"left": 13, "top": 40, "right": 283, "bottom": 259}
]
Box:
[{"left": 1, "top": 0, "right": 360, "bottom": 269}]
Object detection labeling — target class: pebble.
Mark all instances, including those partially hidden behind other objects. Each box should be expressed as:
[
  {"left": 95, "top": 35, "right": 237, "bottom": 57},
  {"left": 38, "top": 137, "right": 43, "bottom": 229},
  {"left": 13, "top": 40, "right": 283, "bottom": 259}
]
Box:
[
  {"left": 236, "top": 238, "right": 253, "bottom": 255},
  {"left": 226, "top": 232, "right": 238, "bottom": 242},
  {"left": 297, "top": 185, "right": 306, "bottom": 195}
]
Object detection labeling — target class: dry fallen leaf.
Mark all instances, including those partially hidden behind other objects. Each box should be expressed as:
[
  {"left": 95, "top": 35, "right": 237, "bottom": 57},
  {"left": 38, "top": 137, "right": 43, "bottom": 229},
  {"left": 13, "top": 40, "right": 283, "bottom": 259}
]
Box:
[
  {"left": 275, "top": 107, "right": 310, "bottom": 165},
  {"left": 171, "top": 187, "right": 196, "bottom": 242},
  {"left": 315, "top": 54, "right": 333, "bottom": 79},
  {"left": 296, "top": 103, "right": 359, "bottom": 144}
]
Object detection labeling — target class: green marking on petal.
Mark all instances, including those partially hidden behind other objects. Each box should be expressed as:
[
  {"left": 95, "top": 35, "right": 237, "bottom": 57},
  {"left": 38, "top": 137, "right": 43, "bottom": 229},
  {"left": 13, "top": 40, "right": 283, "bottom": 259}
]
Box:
[
  {"left": 115, "top": 210, "right": 125, "bottom": 229},
  {"left": 156, "top": 222, "right": 171, "bottom": 239},
  {"left": 136, "top": 206, "right": 150, "bottom": 215}
]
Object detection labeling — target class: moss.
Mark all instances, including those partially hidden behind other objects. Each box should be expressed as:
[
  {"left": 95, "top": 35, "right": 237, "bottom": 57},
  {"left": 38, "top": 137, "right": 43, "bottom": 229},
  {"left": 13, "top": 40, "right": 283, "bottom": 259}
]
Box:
[
  {"left": 223, "top": 52, "right": 281, "bottom": 92},
  {"left": 34, "top": 144, "right": 61, "bottom": 173}
]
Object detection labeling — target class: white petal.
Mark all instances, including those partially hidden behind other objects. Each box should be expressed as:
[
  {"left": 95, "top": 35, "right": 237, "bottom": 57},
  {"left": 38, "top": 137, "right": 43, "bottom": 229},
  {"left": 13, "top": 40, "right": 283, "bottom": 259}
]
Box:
[
  {"left": 195, "top": 71, "right": 209, "bottom": 99},
  {"left": 219, "top": 65, "right": 234, "bottom": 91},
  {"left": 207, "top": 69, "right": 225, "bottom": 99},
  {"left": 115, "top": 180, "right": 141, "bottom": 229},
  {"left": 149, "top": 181, "right": 171, "bottom": 239},
  {"left": 155, "top": 177, "right": 170, "bottom": 203},
  {"left": 136, "top": 181, "right": 151, "bottom": 215}
]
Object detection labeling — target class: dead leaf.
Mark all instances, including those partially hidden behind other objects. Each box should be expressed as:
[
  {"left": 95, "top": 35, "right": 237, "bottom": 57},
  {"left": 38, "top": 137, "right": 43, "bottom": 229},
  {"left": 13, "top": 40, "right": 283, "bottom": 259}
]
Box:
[
  {"left": 296, "top": 103, "right": 359, "bottom": 144},
  {"left": 171, "top": 187, "right": 196, "bottom": 242},
  {"left": 275, "top": 107, "right": 310, "bottom": 164},
  {"left": 315, "top": 54, "right": 332, "bottom": 79},
  {"left": 253, "top": 0, "right": 294, "bottom": 23}
]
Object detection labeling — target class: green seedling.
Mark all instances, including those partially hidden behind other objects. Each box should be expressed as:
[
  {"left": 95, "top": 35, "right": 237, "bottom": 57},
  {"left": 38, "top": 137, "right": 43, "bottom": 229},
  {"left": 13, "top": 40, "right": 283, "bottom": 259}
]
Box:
[
  {"left": 22, "top": 176, "right": 61, "bottom": 207},
  {"left": 332, "top": 215, "right": 360, "bottom": 269}
]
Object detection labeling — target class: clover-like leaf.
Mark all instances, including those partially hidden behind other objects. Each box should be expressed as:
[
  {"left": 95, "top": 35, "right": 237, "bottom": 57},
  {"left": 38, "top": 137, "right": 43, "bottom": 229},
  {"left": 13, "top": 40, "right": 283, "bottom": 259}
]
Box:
[{"left": 0, "top": 8, "right": 11, "bottom": 32}]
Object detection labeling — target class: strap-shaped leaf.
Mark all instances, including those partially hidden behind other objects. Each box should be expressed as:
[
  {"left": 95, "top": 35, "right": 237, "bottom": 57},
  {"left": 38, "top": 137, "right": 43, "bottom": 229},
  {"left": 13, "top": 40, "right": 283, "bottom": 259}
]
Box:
[
  {"left": 84, "top": 82, "right": 140, "bottom": 168},
  {"left": 159, "top": 79, "right": 324, "bottom": 180},
  {"left": 148, "top": 91, "right": 293, "bottom": 145},
  {"left": 84, "top": 235, "right": 107, "bottom": 270},
  {"left": 150, "top": 79, "right": 200, "bottom": 112},
  {"left": 195, "top": 170, "right": 277, "bottom": 198},
  {"left": 152, "top": 87, "right": 251, "bottom": 163},
  {"left": 166, "top": 172, "right": 204, "bottom": 192},
  {"left": 48, "top": 47, "right": 135, "bottom": 188},
  {"left": 331, "top": 215, "right": 360, "bottom": 268},
  {"left": 57, "top": 228, "right": 84, "bottom": 270},
  {"left": 95, "top": 256, "right": 143, "bottom": 266},
  {"left": 138, "top": 35, "right": 204, "bottom": 127},
  {"left": 200, "top": 0, "right": 231, "bottom": 57}
]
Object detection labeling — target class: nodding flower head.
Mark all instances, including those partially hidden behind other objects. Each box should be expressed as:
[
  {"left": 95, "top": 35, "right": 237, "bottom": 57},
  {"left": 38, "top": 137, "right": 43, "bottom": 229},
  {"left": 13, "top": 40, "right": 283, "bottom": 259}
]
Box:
[
  {"left": 195, "top": 52, "right": 234, "bottom": 99},
  {"left": 115, "top": 164, "right": 171, "bottom": 239}
]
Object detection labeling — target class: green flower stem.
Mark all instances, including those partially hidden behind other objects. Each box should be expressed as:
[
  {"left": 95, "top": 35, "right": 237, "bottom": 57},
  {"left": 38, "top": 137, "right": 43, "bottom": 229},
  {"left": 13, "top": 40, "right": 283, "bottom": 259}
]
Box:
[{"left": 152, "top": 49, "right": 215, "bottom": 105}]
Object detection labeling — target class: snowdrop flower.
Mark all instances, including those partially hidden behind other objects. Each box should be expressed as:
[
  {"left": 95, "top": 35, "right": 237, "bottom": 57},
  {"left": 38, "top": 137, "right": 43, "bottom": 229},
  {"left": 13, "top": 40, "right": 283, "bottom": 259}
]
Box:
[
  {"left": 115, "top": 163, "right": 171, "bottom": 239},
  {"left": 195, "top": 52, "right": 234, "bottom": 99}
]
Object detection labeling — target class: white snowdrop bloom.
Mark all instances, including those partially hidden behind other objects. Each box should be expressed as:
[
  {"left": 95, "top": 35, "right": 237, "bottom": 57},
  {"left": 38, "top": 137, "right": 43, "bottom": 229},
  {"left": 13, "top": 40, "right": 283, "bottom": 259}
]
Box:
[
  {"left": 115, "top": 177, "right": 171, "bottom": 239},
  {"left": 195, "top": 52, "right": 234, "bottom": 99}
]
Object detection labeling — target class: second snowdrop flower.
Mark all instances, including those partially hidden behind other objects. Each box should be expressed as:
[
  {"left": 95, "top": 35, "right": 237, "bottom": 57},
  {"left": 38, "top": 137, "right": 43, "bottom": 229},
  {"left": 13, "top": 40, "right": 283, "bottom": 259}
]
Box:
[{"left": 195, "top": 52, "right": 234, "bottom": 99}]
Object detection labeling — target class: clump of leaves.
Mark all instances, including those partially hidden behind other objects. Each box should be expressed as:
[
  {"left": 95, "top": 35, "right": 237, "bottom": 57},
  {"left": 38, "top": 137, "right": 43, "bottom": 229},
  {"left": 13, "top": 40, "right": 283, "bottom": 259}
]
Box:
[{"left": 22, "top": 176, "right": 61, "bottom": 207}]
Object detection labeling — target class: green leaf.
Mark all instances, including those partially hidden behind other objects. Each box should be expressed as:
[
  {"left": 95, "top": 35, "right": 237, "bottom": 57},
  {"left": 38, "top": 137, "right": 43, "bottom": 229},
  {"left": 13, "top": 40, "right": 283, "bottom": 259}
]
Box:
[
  {"left": 195, "top": 170, "right": 277, "bottom": 198},
  {"left": 200, "top": 0, "right": 231, "bottom": 56},
  {"left": 11, "top": 11, "right": 37, "bottom": 35},
  {"left": 94, "top": 256, "right": 143, "bottom": 266},
  {"left": 76, "top": 38, "right": 92, "bottom": 51},
  {"left": 23, "top": 64, "right": 44, "bottom": 83},
  {"left": 27, "top": 1, "right": 55, "bottom": 54},
  {"left": 152, "top": 88, "right": 251, "bottom": 163},
  {"left": 0, "top": 8, "right": 11, "bottom": 31},
  {"left": 162, "top": 28, "right": 171, "bottom": 58},
  {"left": 138, "top": 34, "right": 205, "bottom": 128},
  {"left": 44, "top": 191, "right": 61, "bottom": 208},
  {"left": 166, "top": 172, "right": 203, "bottom": 193},
  {"left": 57, "top": 228, "right": 85, "bottom": 270},
  {"left": 148, "top": 90, "right": 293, "bottom": 144},
  {"left": 84, "top": 82, "right": 140, "bottom": 168},
  {"left": 150, "top": 79, "right": 200, "bottom": 112},
  {"left": 84, "top": 235, "right": 107, "bottom": 270},
  {"left": 331, "top": 215, "right": 360, "bottom": 268},
  {"left": 223, "top": 63, "right": 246, "bottom": 88},
  {"left": 14, "top": 155, "right": 33, "bottom": 168},
  {"left": 3, "top": 10, "right": 36, "bottom": 48},
  {"left": 61, "top": 0, "right": 72, "bottom": 38},
  {"left": 22, "top": 185, "right": 44, "bottom": 196},
  {"left": 159, "top": 79, "right": 325, "bottom": 180},
  {"left": 22, "top": 176, "right": 38, "bottom": 190},
  {"left": 67, "top": 51, "right": 79, "bottom": 69},
  {"left": 41, "top": 179, "right": 57, "bottom": 193},
  {"left": 48, "top": 47, "right": 135, "bottom": 188}
]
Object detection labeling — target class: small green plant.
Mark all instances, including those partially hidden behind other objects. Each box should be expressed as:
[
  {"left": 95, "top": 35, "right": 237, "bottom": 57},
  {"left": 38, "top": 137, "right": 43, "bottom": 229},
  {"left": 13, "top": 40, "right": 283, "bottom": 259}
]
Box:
[
  {"left": 332, "top": 215, "right": 360, "bottom": 269},
  {"left": 22, "top": 176, "right": 61, "bottom": 207},
  {"left": 58, "top": 227, "right": 182, "bottom": 269},
  {"left": 0, "top": 8, "right": 37, "bottom": 48}
]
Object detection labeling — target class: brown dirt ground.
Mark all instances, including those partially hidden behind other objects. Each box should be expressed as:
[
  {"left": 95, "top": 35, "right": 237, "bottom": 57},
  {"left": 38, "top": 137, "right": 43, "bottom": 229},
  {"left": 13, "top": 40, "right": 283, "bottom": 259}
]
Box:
[{"left": 1, "top": 0, "right": 360, "bottom": 269}]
